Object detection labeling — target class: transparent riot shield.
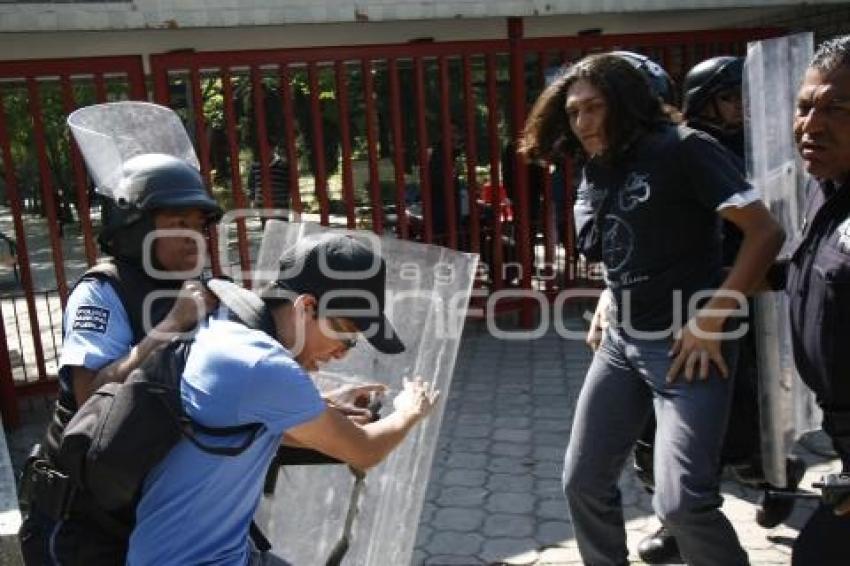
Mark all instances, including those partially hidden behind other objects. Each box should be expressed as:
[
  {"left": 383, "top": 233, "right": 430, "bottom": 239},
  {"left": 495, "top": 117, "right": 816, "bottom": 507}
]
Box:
[
  {"left": 745, "top": 32, "right": 820, "bottom": 487},
  {"left": 67, "top": 101, "right": 199, "bottom": 198},
  {"left": 247, "top": 221, "right": 478, "bottom": 566}
]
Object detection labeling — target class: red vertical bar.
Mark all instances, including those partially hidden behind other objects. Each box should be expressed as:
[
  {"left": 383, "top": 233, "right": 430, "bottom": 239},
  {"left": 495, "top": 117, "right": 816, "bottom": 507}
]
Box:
[
  {"left": 536, "top": 52, "right": 554, "bottom": 292},
  {"left": 3, "top": 87, "right": 48, "bottom": 380},
  {"left": 190, "top": 66, "right": 212, "bottom": 186},
  {"left": 334, "top": 61, "right": 356, "bottom": 229},
  {"left": 221, "top": 68, "right": 253, "bottom": 288},
  {"left": 27, "top": 79, "right": 68, "bottom": 308},
  {"left": 387, "top": 58, "right": 408, "bottom": 240},
  {"left": 362, "top": 59, "right": 383, "bottom": 235},
  {"left": 437, "top": 56, "right": 457, "bottom": 249},
  {"left": 307, "top": 63, "right": 330, "bottom": 226},
  {"left": 279, "top": 65, "right": 302, "bottom": 218},
  {"left": 251, "top": 65, "right": 273, "bottom": 210},
  {"left": 562, "top": 155, "right": 576, "bottom": 285},
  {"left": 413, "top": 57, "right": 432, "bottom": 244},
  {"left": 94, "top": 73, "right": 108, "bottom": 103},
  {"left": 126, "top": 58, "right": 148, "bottom": 101},
  {"left": 508, "top": 18, "right": 533, "bottom": 328},
  {"left": 189, "top": 65, "right": 222, "bottom": 276},
  {"left": 150, "top": 56, "right": 171, "bottom": 105},
  {"left": 60, "top": 75, "right": 97, "bottom": 266},
  {"left": 461, "top": 55, "right": 480, "bottom": 254},
  {"left": 485, "top": 54, "right": 503, "bottom": 290}
]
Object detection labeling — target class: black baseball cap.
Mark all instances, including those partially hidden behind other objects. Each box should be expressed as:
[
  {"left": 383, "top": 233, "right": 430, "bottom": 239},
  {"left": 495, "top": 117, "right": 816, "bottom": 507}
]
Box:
[{"left": 273, "top": 233, "right": 405, "bottom": 354}]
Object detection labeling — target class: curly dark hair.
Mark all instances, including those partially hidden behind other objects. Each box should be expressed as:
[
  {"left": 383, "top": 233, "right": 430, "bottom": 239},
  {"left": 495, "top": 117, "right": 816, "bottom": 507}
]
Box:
[
  {"left": 519, "top": 53, "right": 670, "bottom": 163},
  {"left": 812, "top": 34, "right": 850, "bottom": 75}
]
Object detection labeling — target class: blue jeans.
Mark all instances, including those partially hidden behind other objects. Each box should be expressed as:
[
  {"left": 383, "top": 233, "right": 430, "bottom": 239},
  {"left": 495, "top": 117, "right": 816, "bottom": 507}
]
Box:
[{"left": 563, "top": 326, "right": 748, "bottom": 566}]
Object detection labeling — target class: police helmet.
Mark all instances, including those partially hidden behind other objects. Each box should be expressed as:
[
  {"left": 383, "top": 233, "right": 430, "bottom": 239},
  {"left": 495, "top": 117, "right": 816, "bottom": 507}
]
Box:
[
  {"left": 682, "top": 56, "right": 744, "bottom": 118},
  {"left": 612, "top": 51, "right": 676, "bottom": 105},
  {"left": 99, "top": 153, "right": 222, "bottom": 262}
]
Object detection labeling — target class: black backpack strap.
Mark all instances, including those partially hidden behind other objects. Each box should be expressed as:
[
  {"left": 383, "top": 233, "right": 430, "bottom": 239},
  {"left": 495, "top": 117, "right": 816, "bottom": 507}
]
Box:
[
  {"left": 205, "top": 278, "right": 275, "bottom": 334},
  {"left": 181, "top": 419, "right": 265, "bottom": 457}
]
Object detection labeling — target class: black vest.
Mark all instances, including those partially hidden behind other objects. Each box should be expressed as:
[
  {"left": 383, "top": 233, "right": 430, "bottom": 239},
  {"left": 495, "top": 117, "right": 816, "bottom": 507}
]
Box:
[{"left": 45, "top": 259, "right": 183, "bottom": 463}]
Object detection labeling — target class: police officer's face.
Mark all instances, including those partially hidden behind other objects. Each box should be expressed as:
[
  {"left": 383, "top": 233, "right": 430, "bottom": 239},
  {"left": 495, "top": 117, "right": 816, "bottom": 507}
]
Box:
[
  {"left": 795, "top": 66, "right": 850, "bottom": 182},
  {"left": 712, "top": 87, "right": 743, "bottom": 130},
  {"left": 152, "top": 208, "right": 208, "bottom": 274},
  {"left": 565, "top": 80, "right": 609, "bottom": 156}
]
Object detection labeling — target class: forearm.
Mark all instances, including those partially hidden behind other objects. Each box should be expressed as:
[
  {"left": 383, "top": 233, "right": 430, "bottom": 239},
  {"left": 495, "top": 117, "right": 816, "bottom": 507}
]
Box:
[
  {"left": 709, "top": 220, "right": 785, "bottom": 311},
  {"left": 351, "top": 410, "right": 420, "bottom": 470}
]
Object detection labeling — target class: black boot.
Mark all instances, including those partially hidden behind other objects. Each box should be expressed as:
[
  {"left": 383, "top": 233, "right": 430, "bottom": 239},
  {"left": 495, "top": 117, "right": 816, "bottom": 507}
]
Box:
[
  {"left": 756, "top": 456, "right": 806, "bottom": 528},
  {"left": 637, "top": 526, "right": 682, "bottom": 564}
]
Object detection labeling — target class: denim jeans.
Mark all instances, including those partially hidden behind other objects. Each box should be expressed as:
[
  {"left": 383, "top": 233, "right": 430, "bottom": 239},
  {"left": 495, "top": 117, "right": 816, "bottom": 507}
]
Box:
[{"left": 562, "top": 326, "right": 748, "bottom": 566}]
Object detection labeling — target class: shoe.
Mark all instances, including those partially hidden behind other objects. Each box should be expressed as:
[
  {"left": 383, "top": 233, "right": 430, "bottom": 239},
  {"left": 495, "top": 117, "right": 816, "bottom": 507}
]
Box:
[
  {"left": 756, "top": 456, "right": 806, "bottom": 528},
  {"left": 637, "top": 526, "right": 682, "bottom": 564}
]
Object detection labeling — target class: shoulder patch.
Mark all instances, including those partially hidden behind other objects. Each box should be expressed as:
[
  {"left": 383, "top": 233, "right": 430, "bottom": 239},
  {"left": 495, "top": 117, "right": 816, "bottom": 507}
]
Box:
[{"left": 72, "top": 305, "right": 110, "bottom": 334}]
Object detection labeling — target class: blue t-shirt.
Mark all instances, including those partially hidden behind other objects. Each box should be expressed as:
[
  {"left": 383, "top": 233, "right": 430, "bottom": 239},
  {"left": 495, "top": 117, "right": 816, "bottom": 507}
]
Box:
[
  {"left": 127, "top": 314, "right": 325, "bottom": 566},
  {"left": 58, "top": 278, "right": 133, "bottom": 399},
  {"left": 574, "top": 124, "right": 751, "bottom": 332}
]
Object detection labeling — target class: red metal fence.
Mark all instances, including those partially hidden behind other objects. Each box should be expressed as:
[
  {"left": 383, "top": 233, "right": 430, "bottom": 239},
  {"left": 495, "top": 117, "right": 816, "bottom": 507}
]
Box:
[
  {"left": 0, "top": 55, "right": 147, "bottom": 425},
  {"left": 0, "top": 24, "right": 780, "bottom": 427}
]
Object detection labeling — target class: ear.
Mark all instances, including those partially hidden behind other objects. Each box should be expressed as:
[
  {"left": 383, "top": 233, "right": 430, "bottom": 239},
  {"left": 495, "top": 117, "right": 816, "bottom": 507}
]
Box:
[{"left": 292, "top": 294, "right": 318, "bottom": 320}]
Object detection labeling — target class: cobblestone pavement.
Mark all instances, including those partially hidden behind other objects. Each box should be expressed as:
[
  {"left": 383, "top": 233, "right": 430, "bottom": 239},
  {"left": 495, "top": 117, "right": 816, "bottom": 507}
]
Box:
[
  {"left": 412, "top": 319, "right": 835, "bottom": 566},
  {"left": 4, "top": 249, "right": 838, "bottom": 565}
]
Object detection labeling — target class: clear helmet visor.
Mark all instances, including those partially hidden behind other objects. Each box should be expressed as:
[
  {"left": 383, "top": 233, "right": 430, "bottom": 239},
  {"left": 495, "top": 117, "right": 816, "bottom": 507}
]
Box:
[{"left": 67, "top": 101, "right": 199, "bottom": 202}]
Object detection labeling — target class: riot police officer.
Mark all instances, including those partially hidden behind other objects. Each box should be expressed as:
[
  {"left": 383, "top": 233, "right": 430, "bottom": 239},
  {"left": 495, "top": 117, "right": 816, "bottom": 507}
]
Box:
[
  {"left": 19, "top": 145, "right": 222, "bottom": 565},
  {"left": 786, "top": 35, "right": 850, "bottom": 566}
]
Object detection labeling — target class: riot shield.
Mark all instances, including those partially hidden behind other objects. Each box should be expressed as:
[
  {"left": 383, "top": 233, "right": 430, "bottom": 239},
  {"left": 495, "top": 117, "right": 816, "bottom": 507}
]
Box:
[
  {"left": 249, "top": 221, "right": 478, "bottom": 566},
  {"left": 67, "top": 101, "right": 199, "bottom": 199},
  {"left": 745, "top": 32, "right": 820, "bottom": 487}
]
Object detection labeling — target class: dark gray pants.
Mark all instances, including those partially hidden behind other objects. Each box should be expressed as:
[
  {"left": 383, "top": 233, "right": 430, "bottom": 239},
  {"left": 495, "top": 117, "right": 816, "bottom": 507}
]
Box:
[{"left": 562, "top": 327, "right": 748, "bottom": 566}]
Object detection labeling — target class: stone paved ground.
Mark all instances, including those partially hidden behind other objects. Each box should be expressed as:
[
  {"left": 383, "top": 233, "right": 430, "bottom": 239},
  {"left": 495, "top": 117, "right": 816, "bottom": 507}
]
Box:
[
  {"left": 2, "top": 207, "right": 838, "bottom": 565},
  {"left": 412, "top": 318, "right": 835, "bottom": 566},
  {"left": 5, "top": 313, "right": 837, "bottom": 566}
]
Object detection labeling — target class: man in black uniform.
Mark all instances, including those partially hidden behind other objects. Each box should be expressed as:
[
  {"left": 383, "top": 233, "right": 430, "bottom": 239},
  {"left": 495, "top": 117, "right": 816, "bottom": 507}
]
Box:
[{"left": 786, "top": 35, "right": 850, "bottom": 566}]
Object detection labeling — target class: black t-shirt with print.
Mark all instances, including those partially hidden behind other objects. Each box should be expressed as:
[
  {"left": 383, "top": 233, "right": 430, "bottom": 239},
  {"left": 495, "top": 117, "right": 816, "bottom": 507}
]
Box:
[{"left": 574, "top": 123, "right": 751, "bottom": 333}]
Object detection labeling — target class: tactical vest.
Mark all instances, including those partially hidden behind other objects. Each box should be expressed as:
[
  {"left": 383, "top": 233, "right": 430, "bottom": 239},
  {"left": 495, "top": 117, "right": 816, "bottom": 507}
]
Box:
[{"left": 45, "top": 259, "right": 183, "bottom": 464}]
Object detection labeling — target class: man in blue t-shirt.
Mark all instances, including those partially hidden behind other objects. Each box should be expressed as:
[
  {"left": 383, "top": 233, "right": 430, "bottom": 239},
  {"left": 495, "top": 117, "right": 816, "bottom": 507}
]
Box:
[
  {"left": 520, "top": 54, "right": 784, "bottom": 565},
  {"left": 128, "top": 233, "right": 438, "bottom": 566}
]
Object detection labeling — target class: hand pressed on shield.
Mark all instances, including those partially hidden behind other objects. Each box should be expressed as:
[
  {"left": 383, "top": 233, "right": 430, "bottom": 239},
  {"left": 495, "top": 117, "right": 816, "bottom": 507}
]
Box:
[
  {"left": 667, "top": 311, "right": 729, "bottom": 383},
  {"left": 393, "top": 377, "right": 440, "bottom": 421}
]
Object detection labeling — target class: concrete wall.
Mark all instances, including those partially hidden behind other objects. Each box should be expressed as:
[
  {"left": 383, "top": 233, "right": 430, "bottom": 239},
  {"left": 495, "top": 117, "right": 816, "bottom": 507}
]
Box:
[
  {"left": 1, "top": 8, "right": 790, "bottom": 65},
  {"left": 744, "top": 2, "right": 850, "bottom": 42},
  {"left": 0, "top": 0, "right": 839, "bottom": 32}
]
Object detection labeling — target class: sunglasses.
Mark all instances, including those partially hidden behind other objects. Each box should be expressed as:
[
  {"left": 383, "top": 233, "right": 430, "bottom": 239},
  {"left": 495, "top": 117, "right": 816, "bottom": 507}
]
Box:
[{"left": 326, "top": 317, "right": 358, "bottom": 350}]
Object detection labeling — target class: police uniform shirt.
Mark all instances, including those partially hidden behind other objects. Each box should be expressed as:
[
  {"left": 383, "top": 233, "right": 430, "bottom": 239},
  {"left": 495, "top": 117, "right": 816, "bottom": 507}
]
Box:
[
  {"left": 574, "top": 123, "right": 757, "bottom": 332},
  {"left": 787, "top": 178, "right": 850, "bottom": 411},
  {"left": 58, "top": 278, "right": 133, "bottom": 401}
]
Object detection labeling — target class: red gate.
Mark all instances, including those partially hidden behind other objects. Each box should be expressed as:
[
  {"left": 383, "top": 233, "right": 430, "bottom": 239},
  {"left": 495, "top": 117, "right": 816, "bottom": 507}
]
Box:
[
  {"left": 0, "top": 25, "right": 782, "bottom": 427},
  {"left": 0, "top": 55, "right": 146, "bottom": 427},
  {"left": 148, "top": 24, "right": 779, "bottom": 315}
]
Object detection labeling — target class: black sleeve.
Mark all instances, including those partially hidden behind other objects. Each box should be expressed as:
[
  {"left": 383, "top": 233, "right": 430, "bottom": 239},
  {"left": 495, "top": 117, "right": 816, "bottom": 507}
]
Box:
[{"left": 678, "top": 130, "right": 753, "bottom": 211}]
